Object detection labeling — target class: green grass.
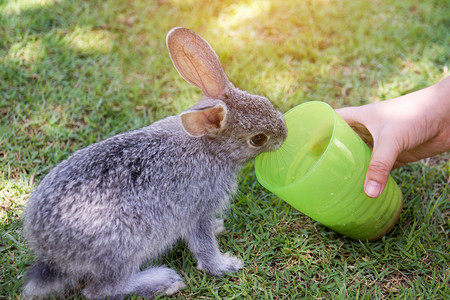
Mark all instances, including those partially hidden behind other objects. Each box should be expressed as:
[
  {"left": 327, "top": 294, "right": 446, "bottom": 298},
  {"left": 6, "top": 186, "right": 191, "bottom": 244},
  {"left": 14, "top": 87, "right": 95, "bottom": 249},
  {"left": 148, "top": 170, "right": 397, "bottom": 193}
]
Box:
[{"left": 1, "top": 0, "right": 449, "bottom": 298}]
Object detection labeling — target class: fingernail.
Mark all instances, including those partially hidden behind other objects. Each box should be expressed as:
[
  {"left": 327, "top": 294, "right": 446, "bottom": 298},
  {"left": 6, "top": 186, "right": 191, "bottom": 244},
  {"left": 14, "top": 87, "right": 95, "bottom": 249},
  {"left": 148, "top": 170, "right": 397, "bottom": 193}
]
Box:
[{"left": 365, "top": 180, "right": 382, "bottom": 198}]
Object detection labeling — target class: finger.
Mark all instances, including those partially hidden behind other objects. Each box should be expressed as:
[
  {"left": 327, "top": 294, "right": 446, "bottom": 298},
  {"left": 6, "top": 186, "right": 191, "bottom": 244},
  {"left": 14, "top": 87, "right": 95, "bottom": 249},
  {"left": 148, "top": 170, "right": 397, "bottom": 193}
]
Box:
[
  {"left": 338, "top": 109, "right": 375, "bottom": 147},
  {"left": 335, "top": 107, "right": 360, "bottom": 127},
  {"left": 364, "top": 137, "right": 400, "bottom": 198}
]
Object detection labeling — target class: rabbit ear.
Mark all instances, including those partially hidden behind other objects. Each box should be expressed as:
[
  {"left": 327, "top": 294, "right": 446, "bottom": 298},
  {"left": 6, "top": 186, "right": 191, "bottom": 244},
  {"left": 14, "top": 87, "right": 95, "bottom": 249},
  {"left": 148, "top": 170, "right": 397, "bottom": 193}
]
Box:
[
  {"left": 180, "top": 104, "right": 227, "bottom": 137},
  {"left": 167, "top": 27, "right": 230, "bottom": 99}
]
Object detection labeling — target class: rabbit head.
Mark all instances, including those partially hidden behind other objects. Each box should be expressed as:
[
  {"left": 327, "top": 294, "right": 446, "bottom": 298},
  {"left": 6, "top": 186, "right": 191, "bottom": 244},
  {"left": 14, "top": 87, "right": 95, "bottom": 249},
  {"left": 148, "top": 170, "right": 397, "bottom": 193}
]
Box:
[{"left": 166, "top": 27, "right": 287, "bottom": 164}]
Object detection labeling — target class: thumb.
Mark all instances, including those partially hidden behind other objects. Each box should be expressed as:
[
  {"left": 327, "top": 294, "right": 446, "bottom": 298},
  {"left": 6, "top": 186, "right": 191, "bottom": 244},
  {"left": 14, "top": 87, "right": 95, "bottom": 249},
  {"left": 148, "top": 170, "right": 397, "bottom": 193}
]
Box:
[{"left": 364, "top": 138, "right": 399, "bottom": 198}]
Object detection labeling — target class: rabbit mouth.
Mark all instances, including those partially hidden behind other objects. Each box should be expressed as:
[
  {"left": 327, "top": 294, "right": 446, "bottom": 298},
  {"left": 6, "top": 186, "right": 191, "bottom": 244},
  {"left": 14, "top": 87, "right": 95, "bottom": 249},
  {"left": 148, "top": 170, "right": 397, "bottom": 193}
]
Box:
[{"left": 266, "top": 139, "right": 285, "bottom": 152}]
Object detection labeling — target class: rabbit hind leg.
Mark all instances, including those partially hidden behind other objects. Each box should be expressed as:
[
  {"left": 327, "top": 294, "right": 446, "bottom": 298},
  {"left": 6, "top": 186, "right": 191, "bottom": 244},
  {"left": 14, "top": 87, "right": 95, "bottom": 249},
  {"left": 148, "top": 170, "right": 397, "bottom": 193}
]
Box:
[
  {"left": 126, "top": 266, "right": 186, "bottom": 297},
  {"left": 22, "top": 260, "right": 71, "bottom": 299},
  {"left": 82, "top": 266, "right": 185, "bottom": 300}
]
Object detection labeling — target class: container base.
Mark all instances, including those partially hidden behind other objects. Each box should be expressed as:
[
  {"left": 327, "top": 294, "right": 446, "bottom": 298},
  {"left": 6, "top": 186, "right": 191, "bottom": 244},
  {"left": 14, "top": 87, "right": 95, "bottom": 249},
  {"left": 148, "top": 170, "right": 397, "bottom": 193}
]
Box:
[{"left": 368, "top": 194, "right": 403, "bottom": 241}]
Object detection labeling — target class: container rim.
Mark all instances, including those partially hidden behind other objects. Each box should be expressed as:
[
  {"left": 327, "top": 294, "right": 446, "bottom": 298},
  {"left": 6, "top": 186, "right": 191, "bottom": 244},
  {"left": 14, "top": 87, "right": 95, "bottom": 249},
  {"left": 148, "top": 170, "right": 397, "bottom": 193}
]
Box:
[{"left": 255, "top": 101, "right": 337, "bottom": 191}]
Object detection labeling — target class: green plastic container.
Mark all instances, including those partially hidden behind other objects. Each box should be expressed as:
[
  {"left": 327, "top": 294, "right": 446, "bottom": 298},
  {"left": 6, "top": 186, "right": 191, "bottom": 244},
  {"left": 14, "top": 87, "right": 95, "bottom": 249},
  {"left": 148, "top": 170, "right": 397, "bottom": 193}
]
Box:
[{"left": 255, "top": 101, "right": 403, "bottom": 240}]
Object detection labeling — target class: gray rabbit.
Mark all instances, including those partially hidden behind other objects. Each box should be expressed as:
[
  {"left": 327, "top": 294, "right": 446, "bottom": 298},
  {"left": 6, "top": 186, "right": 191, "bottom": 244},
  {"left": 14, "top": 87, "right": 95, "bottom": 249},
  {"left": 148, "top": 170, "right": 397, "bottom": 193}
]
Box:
[{"left": 22, "top": 27, "right": 287, "bottom": 299}]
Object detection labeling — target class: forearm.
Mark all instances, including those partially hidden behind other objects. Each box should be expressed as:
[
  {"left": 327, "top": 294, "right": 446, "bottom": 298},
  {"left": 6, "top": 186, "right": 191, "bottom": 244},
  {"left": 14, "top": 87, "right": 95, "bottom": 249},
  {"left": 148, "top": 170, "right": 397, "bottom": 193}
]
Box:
[
  {"left": 423, "top": 76, "right": 450, "bottom": 152},
  {"left": 392, "top": 76, "right": 450, "bottom": 151}
]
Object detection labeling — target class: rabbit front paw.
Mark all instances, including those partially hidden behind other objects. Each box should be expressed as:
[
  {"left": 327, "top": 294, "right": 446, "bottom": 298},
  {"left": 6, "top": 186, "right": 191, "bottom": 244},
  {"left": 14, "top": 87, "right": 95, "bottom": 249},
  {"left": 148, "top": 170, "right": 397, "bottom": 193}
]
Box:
[
  {"left": 197, "top": 252, "right": 243, "bottom": 277},
  {"left": 213, "top": 218, "right": 225, "bottom": 235}
]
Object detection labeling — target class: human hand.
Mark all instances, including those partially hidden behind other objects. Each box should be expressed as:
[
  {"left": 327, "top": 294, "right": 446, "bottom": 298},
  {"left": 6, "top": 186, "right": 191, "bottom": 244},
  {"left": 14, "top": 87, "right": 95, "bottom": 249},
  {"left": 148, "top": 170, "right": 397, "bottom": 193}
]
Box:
[{"left": 336, "top": 76, "right": 450, "bottom": 198}]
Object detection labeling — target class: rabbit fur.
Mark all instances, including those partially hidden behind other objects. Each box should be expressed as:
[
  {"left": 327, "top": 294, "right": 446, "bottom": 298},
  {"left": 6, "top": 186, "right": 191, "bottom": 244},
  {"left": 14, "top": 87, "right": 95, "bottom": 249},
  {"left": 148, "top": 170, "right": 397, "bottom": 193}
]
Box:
[{"left": 22, "top": 27, "right": 287, "bottom": 299}]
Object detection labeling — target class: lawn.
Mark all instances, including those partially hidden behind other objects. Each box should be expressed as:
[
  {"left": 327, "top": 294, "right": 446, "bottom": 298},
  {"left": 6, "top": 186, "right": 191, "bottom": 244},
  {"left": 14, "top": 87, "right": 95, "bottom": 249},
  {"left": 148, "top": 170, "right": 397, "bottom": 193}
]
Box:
[{"left": 1, "top": 0, "right": 449, "bottom": 299}]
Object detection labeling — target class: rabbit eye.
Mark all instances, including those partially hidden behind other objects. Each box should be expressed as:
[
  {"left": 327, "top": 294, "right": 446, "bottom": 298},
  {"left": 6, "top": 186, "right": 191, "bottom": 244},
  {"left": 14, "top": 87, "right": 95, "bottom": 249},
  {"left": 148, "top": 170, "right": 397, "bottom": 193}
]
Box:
[{"left": 249, "top": 134, "right": 268, "bottom": 147}]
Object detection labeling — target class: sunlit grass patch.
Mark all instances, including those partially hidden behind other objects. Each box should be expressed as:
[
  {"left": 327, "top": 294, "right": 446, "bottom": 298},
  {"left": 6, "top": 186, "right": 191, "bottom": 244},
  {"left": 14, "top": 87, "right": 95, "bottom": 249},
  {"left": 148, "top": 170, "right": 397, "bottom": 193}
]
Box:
[
  {"left": 65, "top": 27, "right": 115, "bottom": 54},
  {"left": 6, "top": 40, "right": 44, "bottom": 64},
  {"left": 1, "top": 0, "right": 56, "bottom": 14},
  {"left": 0, "top": 179, "right": 30, "bottom": 224}
]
